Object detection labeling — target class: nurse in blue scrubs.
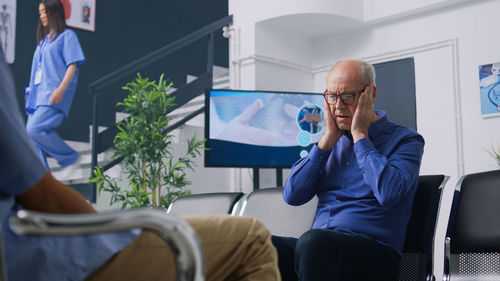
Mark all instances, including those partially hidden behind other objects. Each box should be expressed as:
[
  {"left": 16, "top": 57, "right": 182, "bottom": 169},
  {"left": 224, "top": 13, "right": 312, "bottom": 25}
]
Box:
[{"left": 25, "top": 0, "right": 85, "bottom": 175}]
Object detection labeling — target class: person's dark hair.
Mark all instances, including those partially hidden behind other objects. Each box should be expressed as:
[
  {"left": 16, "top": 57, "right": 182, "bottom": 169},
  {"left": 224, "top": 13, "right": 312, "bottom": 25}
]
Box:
[{"left": 36, "top": 0, "right": 67, "bottom": 44}]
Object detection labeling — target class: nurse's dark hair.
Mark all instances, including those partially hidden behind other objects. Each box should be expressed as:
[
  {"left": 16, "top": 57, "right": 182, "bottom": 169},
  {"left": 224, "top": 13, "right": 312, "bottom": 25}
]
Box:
[{"left": 36, "top": 0, "right": 67, "bottom": 44}]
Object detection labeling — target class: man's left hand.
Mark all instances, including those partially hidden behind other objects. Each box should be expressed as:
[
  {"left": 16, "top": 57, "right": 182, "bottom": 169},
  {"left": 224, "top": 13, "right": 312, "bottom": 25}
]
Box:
[{"left": 351, "top": 85, "right": 375, "bottom": 143}]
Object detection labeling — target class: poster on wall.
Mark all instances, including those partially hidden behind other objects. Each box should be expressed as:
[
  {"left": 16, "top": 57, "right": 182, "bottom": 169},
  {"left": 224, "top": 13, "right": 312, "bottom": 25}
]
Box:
[
  {"left": 0, "top": 0, "right": 16, "bottom": 64},
  {"left": 479, "top": 62, "right": 500, "bottom": 118},
  {"left": 61, "top": 0, "right": 96, "bottom": 32}
]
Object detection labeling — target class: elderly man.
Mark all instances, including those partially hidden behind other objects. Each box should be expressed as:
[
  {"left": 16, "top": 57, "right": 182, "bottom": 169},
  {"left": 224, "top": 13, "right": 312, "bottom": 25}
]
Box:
[{"left": 272, "top": 60, "right": 425, "bottom": 281}]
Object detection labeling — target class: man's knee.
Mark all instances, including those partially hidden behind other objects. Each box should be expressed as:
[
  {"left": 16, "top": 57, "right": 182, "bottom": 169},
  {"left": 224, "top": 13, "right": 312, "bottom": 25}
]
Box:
[
  {"left": 295, "top": 229, "right": 326, "bottom": 259},
  {"left": 183, "top": 215, "right": 271, "bottom": 244},
  {"left": 241, "top": 216, "right": 271, "bottom": 242}
]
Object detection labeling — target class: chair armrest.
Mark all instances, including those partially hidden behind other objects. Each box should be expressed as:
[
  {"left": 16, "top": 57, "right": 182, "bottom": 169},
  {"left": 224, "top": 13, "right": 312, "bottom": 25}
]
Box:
[{"left": 9, "top": 209, "right": 204, "bottom": 281}]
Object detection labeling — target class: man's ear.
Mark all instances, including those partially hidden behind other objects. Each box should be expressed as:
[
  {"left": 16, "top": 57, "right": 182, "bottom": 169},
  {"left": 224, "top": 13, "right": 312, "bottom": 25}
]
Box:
[{"left": 371, "top": 85, "right": 377, "bottom": 102}]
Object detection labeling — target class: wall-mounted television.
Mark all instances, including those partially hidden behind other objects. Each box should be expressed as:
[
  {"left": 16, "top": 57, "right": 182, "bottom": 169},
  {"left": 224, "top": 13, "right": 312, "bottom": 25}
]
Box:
[{"left": 205, "top": 89, "right": 325, "bottom": 168}]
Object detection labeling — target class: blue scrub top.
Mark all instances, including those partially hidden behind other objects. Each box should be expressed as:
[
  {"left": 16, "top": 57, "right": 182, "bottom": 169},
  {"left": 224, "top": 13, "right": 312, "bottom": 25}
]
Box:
[
  {"left": 26, "top": 29, "right": 85, "bottom": 118},
  {"left": 1, "top": 50, "right": 139, "bottom": 280}
]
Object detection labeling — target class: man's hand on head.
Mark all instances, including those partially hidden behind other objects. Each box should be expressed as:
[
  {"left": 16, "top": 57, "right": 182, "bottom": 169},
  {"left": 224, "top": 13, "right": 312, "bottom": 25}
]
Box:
[
  {"left": 351, "top": 85, "right": 376, "bottom": 143},
  {"left": 318, "top": 100, "right": 342, "bottom": 150}
]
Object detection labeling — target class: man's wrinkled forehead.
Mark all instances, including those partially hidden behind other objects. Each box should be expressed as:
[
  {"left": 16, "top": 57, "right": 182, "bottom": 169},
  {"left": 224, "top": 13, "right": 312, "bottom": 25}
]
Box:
[
  {"left": 327, "top": 62, "right": 364, "bottom": 90},
  {"left": 328, "top": 61, "right": 363, "bottom": 80}
]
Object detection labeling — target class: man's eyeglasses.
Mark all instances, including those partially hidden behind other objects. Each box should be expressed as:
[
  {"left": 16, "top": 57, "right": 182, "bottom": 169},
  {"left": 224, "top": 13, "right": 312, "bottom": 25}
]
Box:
[{"left": 323, "top": 89, "right": 364, "bottom": 105}]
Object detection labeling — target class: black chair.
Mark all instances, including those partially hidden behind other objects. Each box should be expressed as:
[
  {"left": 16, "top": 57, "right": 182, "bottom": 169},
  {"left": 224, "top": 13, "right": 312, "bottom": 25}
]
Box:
[
  {"left": 238, "top": 187, "right": 317, "bottom": 238},
  {"left": 443, "top": 169, "right": 500, "bottom": 281},
  {"left": 5, "top": 209, "right": 204, "bottom": 281},
  {"left": 398, "top": 175, "right": 449, "bottom": 281},
  {"left": 167, "top": 192, "right": 244, "bottom": 216}
]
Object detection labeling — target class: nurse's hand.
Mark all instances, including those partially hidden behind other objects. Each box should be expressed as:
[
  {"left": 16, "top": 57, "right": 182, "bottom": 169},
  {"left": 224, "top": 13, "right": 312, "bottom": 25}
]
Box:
[{"left": 49, "top": 88, "right": 64, "bottom": 104}]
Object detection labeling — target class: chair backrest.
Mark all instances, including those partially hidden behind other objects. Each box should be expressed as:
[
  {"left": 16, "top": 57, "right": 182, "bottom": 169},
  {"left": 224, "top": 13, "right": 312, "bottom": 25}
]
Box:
[
  {"left": 238, "top": 187, "right": 318, "bottom": 238},
  {"left": 445, "top": 169, "right": 500, "bottom": 280},
  {"left": 167, "top": 192, "right": 244, "bottom": 216},
  {"left": 399, "top": 174, "right": 448, "bottom": 281}
]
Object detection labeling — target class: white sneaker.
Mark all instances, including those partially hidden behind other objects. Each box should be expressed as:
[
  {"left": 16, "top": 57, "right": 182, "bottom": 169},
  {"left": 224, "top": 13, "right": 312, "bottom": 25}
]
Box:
[{"left": 58, "top": 155, "right": 82, "bottom": 181}]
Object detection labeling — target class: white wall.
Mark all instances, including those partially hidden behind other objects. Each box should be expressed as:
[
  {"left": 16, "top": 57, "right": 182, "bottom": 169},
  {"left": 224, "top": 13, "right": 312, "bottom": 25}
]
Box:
[
  {"left": 227, "top": 0, "right": 500, "bottom": 279},
  {"left": 363, "top": 0, "right": 470, "bottom": 22},
  {"left": 312, "top": 0, "right": 500, "bottom": 176}
]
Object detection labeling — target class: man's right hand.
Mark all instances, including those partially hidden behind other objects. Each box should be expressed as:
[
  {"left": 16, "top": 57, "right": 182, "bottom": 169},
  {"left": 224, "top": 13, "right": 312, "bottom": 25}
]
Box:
[{"left": 317, "top": 100, "right": 341, "bottom": 150}]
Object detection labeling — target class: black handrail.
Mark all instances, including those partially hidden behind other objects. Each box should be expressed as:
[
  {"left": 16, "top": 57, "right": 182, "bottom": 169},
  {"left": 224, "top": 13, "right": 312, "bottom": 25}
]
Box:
[
  {"left": 87, "top": 15, "right": 233, "bottom": 202},
  {"left": 89, "top": 15, "right": 232, "bottom": 91}
]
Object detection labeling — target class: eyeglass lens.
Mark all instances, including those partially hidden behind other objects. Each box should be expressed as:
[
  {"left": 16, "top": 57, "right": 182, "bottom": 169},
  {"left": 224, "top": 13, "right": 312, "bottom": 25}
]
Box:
[{"left": 325, "top": 94, "right": 355, "bottom": 105}]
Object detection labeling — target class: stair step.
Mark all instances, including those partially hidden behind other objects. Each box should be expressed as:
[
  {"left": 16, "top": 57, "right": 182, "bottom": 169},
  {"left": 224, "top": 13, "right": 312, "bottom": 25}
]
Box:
[
  {"left": 213, "top": 76, "right": 229, "bottom": 89},
  {"left": 213, "top": 65, "right": 229, "bottom": 80},
  {"left": 54, "top": 159, "right": 122, "bottom": 184},
  {"left": 48, "top": 148, "right": 114, "bottom": 171}
]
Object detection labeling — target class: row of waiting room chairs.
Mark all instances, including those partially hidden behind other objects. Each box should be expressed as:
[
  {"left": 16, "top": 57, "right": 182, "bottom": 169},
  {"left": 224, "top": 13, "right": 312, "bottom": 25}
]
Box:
[
  {"left": 4, "top": 170, "right": 499, "bottom": 281},
  {"left": 167, "top": 188, "right": 319, "bottom": 238},
  {"left": 167, "top": 171, "right": 500, "bottom": 281}
]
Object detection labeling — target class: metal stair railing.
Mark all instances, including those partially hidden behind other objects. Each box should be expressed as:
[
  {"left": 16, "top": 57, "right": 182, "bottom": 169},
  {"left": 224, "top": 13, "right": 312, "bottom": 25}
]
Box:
[{"left": 86, "top": 15, "right": 233, "bottom": 203}]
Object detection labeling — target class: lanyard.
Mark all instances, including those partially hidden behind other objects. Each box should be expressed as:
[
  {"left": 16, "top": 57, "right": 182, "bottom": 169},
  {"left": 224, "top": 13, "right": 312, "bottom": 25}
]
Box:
[
  {"left": 34, "top": 35, "right": 51, "bottom": 85},
  {"left": 38, "top": 36, "right": 50, "bottom": 66}
]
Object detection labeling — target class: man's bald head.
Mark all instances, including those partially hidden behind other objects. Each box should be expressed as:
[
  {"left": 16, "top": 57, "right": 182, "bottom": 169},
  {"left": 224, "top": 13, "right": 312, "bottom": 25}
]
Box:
[{"left": 328, "top": 60, "right": 375, "bottom": 87}]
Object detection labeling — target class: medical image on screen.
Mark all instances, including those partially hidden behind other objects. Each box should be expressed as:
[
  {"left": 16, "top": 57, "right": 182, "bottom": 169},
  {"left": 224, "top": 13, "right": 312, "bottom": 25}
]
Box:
[
  {"left": 206, "top": 90, "right": 324, "bottom": 168},
  {"left": 297, "top": 104, "right": 324, "bottom": 135},
  {"left": 209, "top": 91, "right": 323, "bottom": 147}
]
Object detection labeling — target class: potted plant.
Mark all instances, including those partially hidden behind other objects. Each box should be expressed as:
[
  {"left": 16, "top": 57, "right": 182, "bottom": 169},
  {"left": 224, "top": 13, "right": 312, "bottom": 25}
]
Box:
[
  {"left": 89, "top": 74, "right": 206, "bottom": 209},
  {"left": 485, "top": 142, "right": 500, "bottom": 168}
]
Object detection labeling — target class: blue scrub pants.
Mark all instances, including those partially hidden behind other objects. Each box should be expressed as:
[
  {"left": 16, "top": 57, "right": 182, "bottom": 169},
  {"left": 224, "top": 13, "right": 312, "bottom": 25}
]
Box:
[{"left": 26, "top": 105, "right": 79, "bottom": 170}]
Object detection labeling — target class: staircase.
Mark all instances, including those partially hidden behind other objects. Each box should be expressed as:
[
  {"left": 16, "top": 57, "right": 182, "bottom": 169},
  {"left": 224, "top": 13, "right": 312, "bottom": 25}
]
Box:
[
  {"left": 54, "top": 15, "right": 234, "bottom": 202},
  {"left": 168, "top": 65, "right": 229, "bottom": 127},
  {"left": 49, "top": 66, "right": 230, "bottom": 197}
]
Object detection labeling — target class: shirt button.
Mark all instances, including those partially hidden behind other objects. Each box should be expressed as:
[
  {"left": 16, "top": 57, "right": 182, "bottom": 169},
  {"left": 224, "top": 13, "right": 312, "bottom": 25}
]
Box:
[{"left": 329, "top": 217, "right": 333, "bottom": 221}]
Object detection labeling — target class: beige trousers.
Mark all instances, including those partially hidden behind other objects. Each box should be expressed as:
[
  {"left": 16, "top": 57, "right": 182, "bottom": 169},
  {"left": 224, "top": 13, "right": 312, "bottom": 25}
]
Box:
[{"left": 85, "top": 215, "right": 281, "bottom": 281}]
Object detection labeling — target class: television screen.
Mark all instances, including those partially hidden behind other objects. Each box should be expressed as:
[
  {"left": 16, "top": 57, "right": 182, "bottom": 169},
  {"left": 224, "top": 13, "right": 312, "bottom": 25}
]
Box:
[{"left": 205, "top": 89, "right": 325, "bottom": 168}]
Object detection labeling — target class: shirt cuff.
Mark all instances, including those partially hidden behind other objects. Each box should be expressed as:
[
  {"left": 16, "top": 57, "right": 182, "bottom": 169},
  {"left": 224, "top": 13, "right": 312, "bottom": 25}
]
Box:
[
  {"left": 308, "top": 144, "right": 331, "bottom": 165},
  {"left": 353, "top": 138, "right": 377, "bottom": 158}
]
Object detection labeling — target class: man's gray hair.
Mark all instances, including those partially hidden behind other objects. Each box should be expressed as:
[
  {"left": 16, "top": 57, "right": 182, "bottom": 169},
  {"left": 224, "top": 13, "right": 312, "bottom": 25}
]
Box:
[
  {"left": 360, "top": 61, "right": 376, "bottom": 86},
  {"left": 331, "top": 60, "right": 376, "bottom": 86}
]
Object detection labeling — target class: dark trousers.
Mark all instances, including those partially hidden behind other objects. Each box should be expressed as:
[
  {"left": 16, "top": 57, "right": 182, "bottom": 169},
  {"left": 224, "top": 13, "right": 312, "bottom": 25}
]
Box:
[{"left": 272, "top": 229, "right": 401, "bottom": 281}]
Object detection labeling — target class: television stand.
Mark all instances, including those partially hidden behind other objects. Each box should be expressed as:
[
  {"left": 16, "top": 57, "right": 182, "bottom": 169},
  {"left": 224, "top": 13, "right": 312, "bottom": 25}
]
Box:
[{"left": 252, "top": 168, "right": 283, "bottom": 190}]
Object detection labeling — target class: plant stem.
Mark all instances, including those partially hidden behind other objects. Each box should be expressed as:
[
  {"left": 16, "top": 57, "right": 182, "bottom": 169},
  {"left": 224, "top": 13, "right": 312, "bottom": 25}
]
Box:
[
  {"left": 157, "top": 169, "right": 162, "bottom": 206},
  {"left": 142, "top": 160, "right": 147, "bottom": 205}
]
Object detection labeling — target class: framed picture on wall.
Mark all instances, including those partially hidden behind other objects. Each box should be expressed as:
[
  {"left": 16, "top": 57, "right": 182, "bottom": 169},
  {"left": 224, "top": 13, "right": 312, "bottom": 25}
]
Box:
[
  {"left": 0, "top": 0, "right": 16, "bottom": 64},
  {"left": 479, "top": 62, "right": 500, "bottom": 118},
  {"left": 61, "top": 0, "right": 96, "bottom": 32}
]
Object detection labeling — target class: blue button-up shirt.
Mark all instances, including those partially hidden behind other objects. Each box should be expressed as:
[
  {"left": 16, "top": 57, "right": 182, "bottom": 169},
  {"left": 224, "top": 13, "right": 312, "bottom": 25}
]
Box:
[{"left": 283, "top": 111, "right": 424, "bottom": 255}]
